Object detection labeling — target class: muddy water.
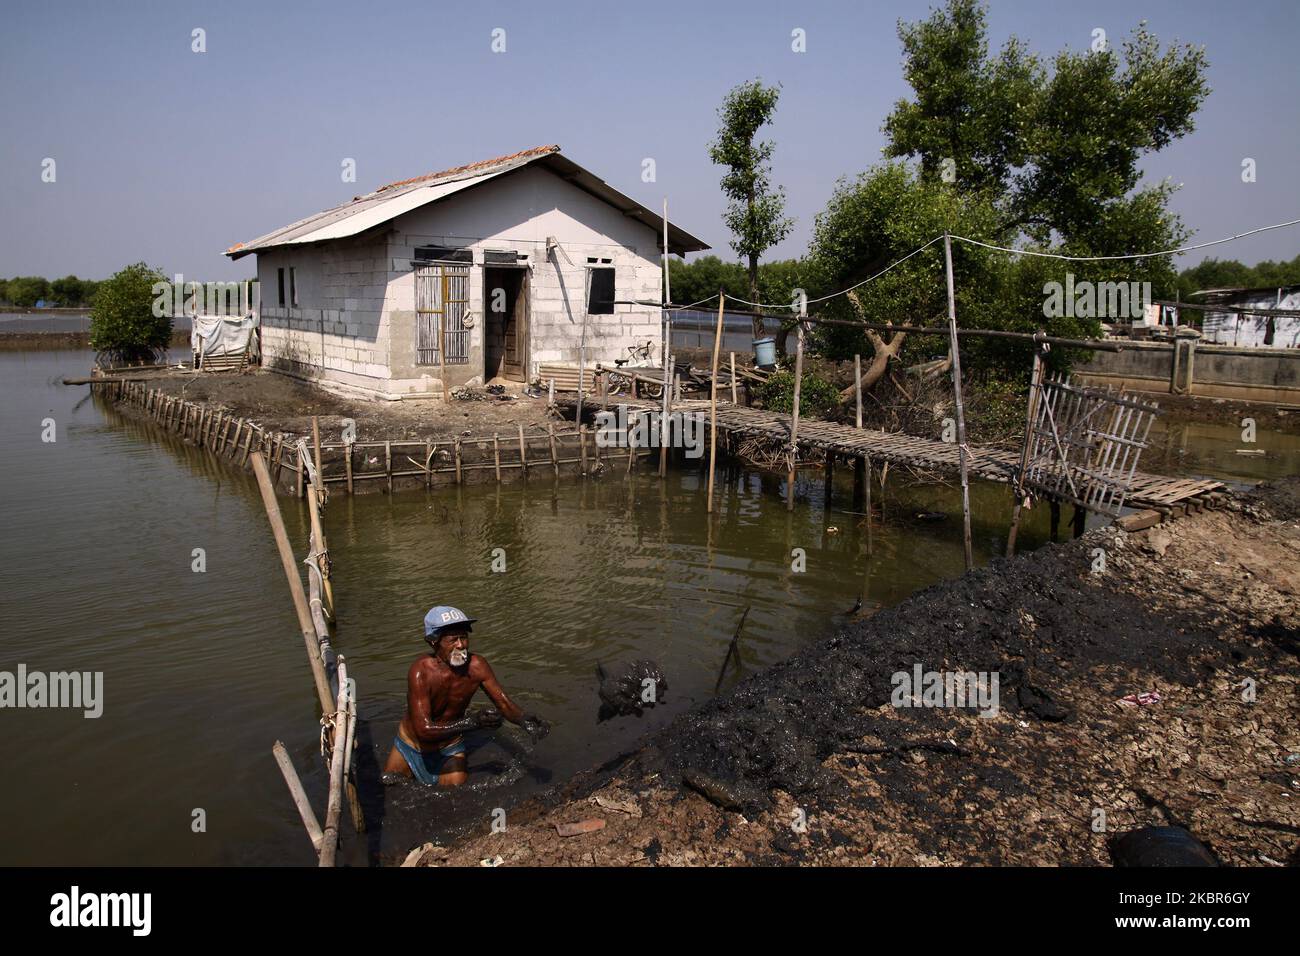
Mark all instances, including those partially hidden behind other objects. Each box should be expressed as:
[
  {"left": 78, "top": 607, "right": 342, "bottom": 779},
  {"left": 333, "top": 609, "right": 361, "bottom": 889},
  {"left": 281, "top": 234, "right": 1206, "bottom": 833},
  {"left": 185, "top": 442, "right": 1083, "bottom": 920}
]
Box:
[
  {"left": 1, "top": 349, "right": 1288, "bottom": 865},
  {"left": 1145, "top": 418, "right": 1300, "bottom": 487}
]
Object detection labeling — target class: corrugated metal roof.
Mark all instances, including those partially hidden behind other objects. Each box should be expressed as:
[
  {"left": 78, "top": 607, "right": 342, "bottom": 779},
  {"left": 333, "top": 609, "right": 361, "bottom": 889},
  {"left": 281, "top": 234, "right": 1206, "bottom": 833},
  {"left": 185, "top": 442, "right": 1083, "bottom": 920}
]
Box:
[{"left": 225, "top": 145, "right": 709, "bottom": 259}]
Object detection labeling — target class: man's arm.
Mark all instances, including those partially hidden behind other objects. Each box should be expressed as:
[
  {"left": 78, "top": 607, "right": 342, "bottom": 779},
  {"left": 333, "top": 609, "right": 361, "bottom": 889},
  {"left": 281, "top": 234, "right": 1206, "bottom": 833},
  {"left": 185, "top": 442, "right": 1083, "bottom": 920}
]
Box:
[
  {"left": 474, "top": 656, "right": 548, "bottom": 739},
  {"left": 407, "top": 662, "right": 490, "bottom": 745}
]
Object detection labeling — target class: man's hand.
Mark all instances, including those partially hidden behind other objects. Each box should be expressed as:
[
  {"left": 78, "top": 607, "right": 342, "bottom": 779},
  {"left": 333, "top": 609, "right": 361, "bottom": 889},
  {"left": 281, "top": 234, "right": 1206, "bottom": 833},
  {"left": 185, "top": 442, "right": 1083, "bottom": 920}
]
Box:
[
  {"left": 475, "top": 707, "right": 503, "bottom": 730},
  {"left": 520, "top": 712, "right": 550, "bottom": 741}
]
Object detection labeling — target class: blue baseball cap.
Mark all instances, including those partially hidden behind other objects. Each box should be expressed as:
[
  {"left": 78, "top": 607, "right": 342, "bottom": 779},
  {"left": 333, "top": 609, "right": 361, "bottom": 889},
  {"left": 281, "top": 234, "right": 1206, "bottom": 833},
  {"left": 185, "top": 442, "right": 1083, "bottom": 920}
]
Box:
[{"left": 424, "top": 605, "right": 477, "bottom": 639}]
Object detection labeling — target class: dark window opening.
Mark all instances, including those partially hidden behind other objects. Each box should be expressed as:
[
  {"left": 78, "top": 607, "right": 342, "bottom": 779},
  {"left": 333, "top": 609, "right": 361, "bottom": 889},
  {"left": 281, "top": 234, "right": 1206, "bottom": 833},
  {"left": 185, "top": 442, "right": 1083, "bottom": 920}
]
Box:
[
  {"left": 289, "top": 267, "right": 298, "bottom": 307},
  {"left": 277, "top": 268, "right": 285, "bottom": 307},
  {"left": 588, "top": 267, "right": 615, "bottom": 315},
  {"left": 413, "top": 245, "right": 473, "bottom": 265}
]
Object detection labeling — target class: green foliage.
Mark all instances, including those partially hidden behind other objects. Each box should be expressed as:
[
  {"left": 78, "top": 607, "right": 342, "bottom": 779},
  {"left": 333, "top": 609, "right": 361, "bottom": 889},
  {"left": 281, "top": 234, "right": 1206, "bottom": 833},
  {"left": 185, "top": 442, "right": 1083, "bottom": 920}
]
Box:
[
  {"left": 808, "top": 0, "right": 1210, "bottom": 385},
  {"left": 89, "top": 263, "right": 171, "bottom": 363},
  {"left": 1176, "top": 255, "right": 1300, "bottom": 299},
  {"left": 5, "top": 276, "right": 51, "bottom": 307},
  {"left": 708, "top": 79, "right": 794, "bottom": 335},
  {"left": 49, "top": 275, "right": 98, "bottom": 307},
  {"left": 758, "top": 370, "right": 840, "bottom": 418}
]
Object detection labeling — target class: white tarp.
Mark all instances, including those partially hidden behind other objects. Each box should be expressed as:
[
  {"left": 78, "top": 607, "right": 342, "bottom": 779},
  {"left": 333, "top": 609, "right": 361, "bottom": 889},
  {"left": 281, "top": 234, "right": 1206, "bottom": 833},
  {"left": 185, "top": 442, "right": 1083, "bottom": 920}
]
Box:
[{"left": 192, "top": 314, "right": 259, "bottom": 361}]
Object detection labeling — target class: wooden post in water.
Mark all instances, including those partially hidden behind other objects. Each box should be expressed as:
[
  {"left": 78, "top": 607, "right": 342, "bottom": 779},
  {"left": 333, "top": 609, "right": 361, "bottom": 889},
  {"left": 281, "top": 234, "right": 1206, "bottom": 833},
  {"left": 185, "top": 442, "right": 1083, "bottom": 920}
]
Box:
[
  {"left": 518, "top": 424, "right": 528, "bottom": 475},
  {"left": 547, "top": 423, "right": 559, "bottom": 476},
  {"left": 707, "top": 292, "right": 726, "bottom": 513},
  {"left": 312, "top": 417, "right": 323, "bottom": 486},
  {"left": 786, "top": 301, "right": 806, "bottom": 512},
  {"left": 853, "top": 352, "right": 865, "bottom": 506},
  {"left": 658, "top": 361, "right": 672, "bottom": 479},
  {"left": 250, "top": 452, "right": 334, "bottom": 714},
  {"left": 1006, "top": 341, "right": 1047, "bottom": 557},
  {"left": 319, "top": 656, "right": 350, "bottom": 868},
  {"left": 943, "top": 232, "right": 974, "bottom": 572},
  {"left": 272, "top": 741, "right": 323, "bottom": 852},
  {"left": 299, "top": 440, "right": 335, "bottom": 620},
  {"left": 493, "top": 433, "right": 502, "bottom": 482},
  {"left": 729, "top": 351, "right": 738, "bottom": 405}
]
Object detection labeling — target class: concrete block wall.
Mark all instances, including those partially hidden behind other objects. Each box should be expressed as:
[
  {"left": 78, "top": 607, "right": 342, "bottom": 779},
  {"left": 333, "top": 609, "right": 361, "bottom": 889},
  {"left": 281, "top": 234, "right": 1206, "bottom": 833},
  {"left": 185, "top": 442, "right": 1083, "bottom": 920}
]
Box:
[
  {"left": 256, "top": 237, "right": 392, "bottom": 395},
  {"left": 254, "top": 163, "right": 686, "bottom": 399}
]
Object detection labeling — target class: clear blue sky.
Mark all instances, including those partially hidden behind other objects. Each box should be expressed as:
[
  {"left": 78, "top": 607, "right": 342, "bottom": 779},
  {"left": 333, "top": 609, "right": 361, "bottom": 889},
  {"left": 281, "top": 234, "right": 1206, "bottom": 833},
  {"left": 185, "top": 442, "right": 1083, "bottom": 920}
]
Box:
[{"left": 1, "top": 0, "right": 1296, "bottom": 282}]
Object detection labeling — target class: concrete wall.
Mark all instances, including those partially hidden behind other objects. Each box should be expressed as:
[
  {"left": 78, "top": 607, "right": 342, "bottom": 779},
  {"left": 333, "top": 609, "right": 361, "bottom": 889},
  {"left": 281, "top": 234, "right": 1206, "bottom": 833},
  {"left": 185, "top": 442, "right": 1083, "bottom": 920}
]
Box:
[
  {"left": 1076, "top": 339, "right": 1300, "bottom": 405},
  {"left": 254, "top": 164, "right": 666, "bottom": 400},
  {"left": 255, "top": 235, "right": 392, "bottom": 398},
  {"left": 1201, "top": 288, "right": 1300, "bottom": 348},
  {"left": 380, "top": 164, "right": 664, "bottom": 397}
]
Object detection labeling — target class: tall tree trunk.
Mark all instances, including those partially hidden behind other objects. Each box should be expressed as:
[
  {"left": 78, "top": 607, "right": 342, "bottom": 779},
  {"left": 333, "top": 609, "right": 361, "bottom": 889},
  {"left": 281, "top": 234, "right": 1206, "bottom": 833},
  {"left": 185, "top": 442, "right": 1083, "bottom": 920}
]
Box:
[{"left": 748, "top": 252, "right": 761, "bottom": 340}]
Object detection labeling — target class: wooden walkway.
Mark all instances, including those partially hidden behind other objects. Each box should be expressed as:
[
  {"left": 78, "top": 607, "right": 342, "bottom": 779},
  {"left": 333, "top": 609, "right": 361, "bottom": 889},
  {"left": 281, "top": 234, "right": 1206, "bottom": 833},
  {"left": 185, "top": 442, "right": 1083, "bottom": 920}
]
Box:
[{"left": 575, "top": 397, "right": 1226, "bottom": 515}]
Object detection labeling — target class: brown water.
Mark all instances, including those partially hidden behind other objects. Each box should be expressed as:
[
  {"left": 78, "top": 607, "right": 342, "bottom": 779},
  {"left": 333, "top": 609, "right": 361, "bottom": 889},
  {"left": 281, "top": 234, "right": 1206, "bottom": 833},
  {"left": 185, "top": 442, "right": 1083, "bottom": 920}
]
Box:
[{"left": 0, "top": 350, "right": 1285, "bottom": 864}]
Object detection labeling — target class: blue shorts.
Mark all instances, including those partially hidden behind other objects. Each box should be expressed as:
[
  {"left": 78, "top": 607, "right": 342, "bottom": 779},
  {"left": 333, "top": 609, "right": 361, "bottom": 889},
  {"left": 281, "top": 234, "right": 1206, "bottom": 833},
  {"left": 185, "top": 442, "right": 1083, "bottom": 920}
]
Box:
[{"left": 393, "top": 735, "right": 466, "bottom": 786}]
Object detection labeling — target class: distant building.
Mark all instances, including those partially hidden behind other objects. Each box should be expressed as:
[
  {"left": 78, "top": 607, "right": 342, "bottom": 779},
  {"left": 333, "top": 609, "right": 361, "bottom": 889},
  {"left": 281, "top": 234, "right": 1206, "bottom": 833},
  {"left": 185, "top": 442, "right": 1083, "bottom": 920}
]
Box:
[
  {"left": 1194, "top": 285, "right": 1300, "bottom": 348},
  {"left": 225, "top": 145, "right": 708, "bottom": 399}
]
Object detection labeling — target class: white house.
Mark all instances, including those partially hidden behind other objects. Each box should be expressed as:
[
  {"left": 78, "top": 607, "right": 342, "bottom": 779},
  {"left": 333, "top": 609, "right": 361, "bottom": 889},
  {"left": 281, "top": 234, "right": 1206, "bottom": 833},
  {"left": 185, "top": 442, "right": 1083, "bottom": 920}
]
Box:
[
  {"left": 225, "top": 145, "right": 708, "bottom": 399},
  {"left": 1195, "top": 285, "right": 1300, "bottom": 348}
]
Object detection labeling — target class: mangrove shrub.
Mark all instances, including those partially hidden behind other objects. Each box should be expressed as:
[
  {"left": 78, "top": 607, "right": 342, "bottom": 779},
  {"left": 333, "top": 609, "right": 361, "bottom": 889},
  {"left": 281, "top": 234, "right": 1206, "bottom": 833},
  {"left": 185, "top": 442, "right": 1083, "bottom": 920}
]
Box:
[{"left": 89, "top": 263, "right": 170, "bottom": 365}]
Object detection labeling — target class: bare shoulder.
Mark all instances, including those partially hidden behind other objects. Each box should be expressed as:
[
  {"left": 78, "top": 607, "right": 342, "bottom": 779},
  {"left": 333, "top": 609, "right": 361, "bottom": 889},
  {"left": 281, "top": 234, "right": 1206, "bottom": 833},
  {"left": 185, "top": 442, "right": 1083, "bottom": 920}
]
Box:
[
  {"left": 467, "top": 653, "right": 495, "bottom": 681},
  {"left": 409, "top": 655, "right": 441, "bottom": 683}
]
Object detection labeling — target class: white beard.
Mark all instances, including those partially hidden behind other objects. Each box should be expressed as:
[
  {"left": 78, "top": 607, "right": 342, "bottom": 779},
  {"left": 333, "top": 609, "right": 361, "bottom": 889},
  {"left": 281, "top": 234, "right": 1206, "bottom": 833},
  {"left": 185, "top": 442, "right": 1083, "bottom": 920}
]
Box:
[{"left": 449, "top": 649, "right": 468, "bottom": 667}]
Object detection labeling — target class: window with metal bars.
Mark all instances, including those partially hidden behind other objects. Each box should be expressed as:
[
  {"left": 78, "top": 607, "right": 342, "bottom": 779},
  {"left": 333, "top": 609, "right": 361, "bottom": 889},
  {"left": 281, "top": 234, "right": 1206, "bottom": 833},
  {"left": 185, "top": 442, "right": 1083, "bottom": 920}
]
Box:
[{"left": 415, "top": 262, "right": 470, "bottom": 365}]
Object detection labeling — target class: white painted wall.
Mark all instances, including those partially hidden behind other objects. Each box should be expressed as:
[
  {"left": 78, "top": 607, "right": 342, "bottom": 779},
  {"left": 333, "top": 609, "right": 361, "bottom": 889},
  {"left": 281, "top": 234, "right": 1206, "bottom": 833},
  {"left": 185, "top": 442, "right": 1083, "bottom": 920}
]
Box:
[
  {"left": 255, "top": 236, "right": 392, "bottom": 396},
  {"left": 256, "top": 163, "right": 668, "bottom": 399},
  {"left": 1201, "top": 289, "right": 1300, "bottom": 348}
]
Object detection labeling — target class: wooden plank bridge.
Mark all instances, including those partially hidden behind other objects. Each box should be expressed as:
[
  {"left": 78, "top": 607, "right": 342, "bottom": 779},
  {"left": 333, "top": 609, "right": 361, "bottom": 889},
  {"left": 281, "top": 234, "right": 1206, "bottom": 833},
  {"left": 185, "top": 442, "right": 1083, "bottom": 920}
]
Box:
[{"left": 570, "top": 397, "right": 1226, "bottom": 518}]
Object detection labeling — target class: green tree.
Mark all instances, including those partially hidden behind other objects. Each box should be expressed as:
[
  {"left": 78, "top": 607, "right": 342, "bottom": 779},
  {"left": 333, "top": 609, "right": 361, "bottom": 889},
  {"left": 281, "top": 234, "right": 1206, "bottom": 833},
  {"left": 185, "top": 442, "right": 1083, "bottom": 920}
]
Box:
[
  {"left": 89, "top": 263, "right": 171, "bottom": 365},
  {"left": 6, "top": 276, "right": 51, "bottom": 308},
  {"left": 708, "top": 79, "right": 794, "bottom": 339},
  {"left": 50, "top": 275, "right": 87, "bottom": 307}
]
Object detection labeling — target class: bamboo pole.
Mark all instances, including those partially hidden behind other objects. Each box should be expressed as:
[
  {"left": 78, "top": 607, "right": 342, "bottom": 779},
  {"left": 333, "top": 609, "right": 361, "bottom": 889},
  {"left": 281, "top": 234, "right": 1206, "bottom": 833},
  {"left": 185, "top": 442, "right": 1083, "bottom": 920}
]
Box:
[
  {"left": 438, "top": 314, "right": 450, "bottom": 406},
  {"left": 786, "top": 319, "right": 805, "bottom": 512},
  {"left": 943, "top": 232, "right": 974, "bottom": 571},
  {"left": 518, "top": 423, "right": 528, "bottom": 474},
  {"left": 250, "top": 451, "right": 334, "bottom": 714},
  {"left": 312, "top": 416, "right": 323, "bottom": 485},
  {"left": 707, "top": 292, "right": 726, "bottom": 513},
  {"left": 1006, "top": 343, "right": 1047, "bottom": 557},
  {"left": 424, "top": 440, "right": 432, "bottom": 490},
  {"left": 272, "top": 741, "right": 323, "bottom": 852},
  {"left": 454, "top": 437, "right": 463, "bottom": 484},
  {"left": 658, "top": 361, "right": 672, "bottom": 478},
  {"left": 342, "top": 668, "right": 363, "bottom": 833},
  {"left": 493, "top": 433, "right": 501, "bottom": 482},
  {"left": 385, "top": 440, "right": 392, "bottom": 495},
  {"left": 319, "top": 657, "right": 349, "bottom": 868},
  {"left": 300, "top": 441, "right": 335, "bottom": 620},
  {"left": 854, "top": 353, "right": 863, "bottom": 429},
  {"left": 730, "top": 352, "right": 738, "bottom": 405},
  {"left": 344, "top": 438, "right": 354, "bottom": 495},
  {"left": 579, "top": 424, "right": 588, "bottom": 474}
]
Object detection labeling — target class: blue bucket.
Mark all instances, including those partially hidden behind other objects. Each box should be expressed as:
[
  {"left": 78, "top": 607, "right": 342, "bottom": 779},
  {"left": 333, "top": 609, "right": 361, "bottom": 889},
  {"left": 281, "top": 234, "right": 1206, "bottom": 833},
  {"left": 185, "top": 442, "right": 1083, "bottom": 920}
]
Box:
[{"left": 753, "top": 337, "right": 777, "bottom": 368}]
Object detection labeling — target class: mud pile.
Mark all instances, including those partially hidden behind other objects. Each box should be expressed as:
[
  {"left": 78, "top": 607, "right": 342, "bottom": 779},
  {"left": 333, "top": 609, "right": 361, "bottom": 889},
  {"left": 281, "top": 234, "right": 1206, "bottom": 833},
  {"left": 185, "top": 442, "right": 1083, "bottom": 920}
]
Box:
[{"left": 417, "top": 486, "right": 1299, "bottom": 867}]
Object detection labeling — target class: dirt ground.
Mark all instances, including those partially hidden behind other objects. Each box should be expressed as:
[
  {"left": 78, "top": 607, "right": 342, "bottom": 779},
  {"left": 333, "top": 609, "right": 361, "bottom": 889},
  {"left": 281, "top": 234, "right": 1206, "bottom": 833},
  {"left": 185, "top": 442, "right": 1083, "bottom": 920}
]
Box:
[
  {"left": 148, "top": 367, "right": 557, "bottom": 443},
  {"left": 403, "top": 478, "right": 1300, "bottom": 867}
]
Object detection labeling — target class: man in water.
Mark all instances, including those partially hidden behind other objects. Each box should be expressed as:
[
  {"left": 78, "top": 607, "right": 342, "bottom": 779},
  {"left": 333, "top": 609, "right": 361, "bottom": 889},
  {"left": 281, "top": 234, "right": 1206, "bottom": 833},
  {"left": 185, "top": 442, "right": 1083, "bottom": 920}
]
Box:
[{"left": 383, "top": 605, "right": 548, "bottom": 787}]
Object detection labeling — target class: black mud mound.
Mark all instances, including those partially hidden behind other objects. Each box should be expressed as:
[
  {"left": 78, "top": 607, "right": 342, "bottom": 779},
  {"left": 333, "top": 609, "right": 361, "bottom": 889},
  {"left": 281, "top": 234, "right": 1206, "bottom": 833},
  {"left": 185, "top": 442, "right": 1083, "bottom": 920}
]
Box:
[{"left": 648, "top": 535, "right": 1235, "bottom": 814}]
